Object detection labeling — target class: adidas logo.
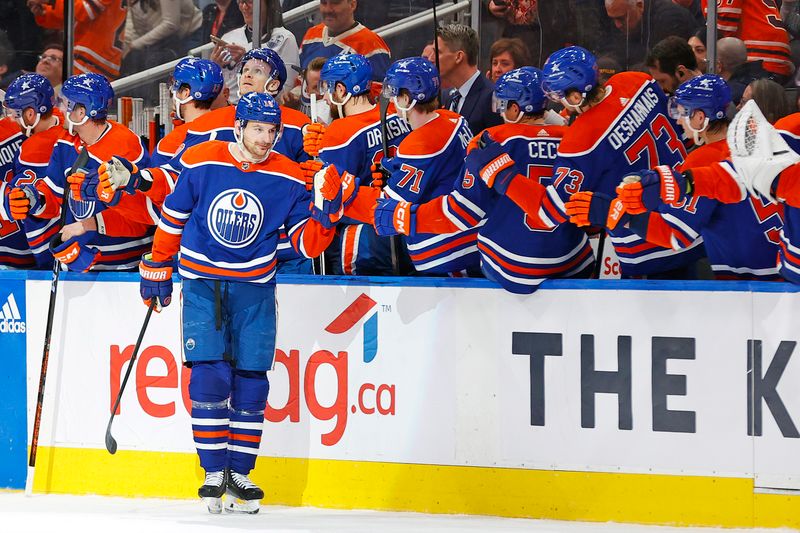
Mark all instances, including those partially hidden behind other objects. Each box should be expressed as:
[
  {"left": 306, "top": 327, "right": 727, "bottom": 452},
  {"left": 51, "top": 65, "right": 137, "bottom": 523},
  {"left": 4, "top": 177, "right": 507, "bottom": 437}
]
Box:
[
  {"left": 537, "top": 129, "right": 549, "bottom": 137},
  {"left": 619, "top": 97, "right": 629, "bottom": 106},
  {"left": 0, "top": 293, "right": 25, "bottom": 333}
]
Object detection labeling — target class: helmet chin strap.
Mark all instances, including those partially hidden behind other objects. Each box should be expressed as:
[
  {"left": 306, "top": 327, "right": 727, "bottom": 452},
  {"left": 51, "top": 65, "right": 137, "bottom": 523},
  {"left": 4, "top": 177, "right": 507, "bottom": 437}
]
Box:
[
  {"left": 18, "top": 112, "right": 41, "bottom": 137},
  {"left": 682, "top": 115, "right": 709, "bottom": 146},
  {"left": 172, "top": 92, "right": 193, "bottom": 121},
  {"left": 327, "top": 89, "right": 352, "bottom": 119},
  {"left": 67, "top": 113, "right": 89, "bottom": 136},
  {"left": 391, "top": 97, "right": 416, "bottom": 123},
  {"left": 501, "top": 107, "right": 524, "bottom": 124}
]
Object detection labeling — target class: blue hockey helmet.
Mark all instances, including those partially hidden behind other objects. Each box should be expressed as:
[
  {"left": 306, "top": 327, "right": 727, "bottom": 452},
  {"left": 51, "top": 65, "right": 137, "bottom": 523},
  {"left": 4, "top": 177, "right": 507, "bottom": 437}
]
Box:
[
  {"left": 172, "top": 57, "right": 224, "bottom": 101},
  {"left": 669, "top": 74, "right": 731, "bottom": 122},
  {"left": 236, "top": 91, "right": 282, "bottom": 126},
  {"left": 493, "top": 67, "right": 547, "bottom": 117},
  {"left": 4, "top": 73, "right": 54, "bottom": 115},
  {"left": 541, "top": 46, "right": 598, "bottom": 103},
  {"left": 240, "top": 47, "right": 287, "bottom": 92},
  {"left": 320, "top": 53, "right": 372, "bottom": 96},
  {"left": 60, "top": 73, "right": 113, "bottom": 119},
  {"left": 382, "top": 57, "right": 440, "bottom": 103}
]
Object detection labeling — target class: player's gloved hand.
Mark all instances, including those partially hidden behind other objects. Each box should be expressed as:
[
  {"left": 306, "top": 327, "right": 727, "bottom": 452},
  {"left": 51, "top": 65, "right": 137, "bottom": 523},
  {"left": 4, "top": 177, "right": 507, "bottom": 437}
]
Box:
[
  {"left": 309, "top": 164, "right": 343, "bottom": 228},
  {"left": 139, "top": 252, "right": 174, "bottom": 312},
  {"left": 300, "top": 159, "right": 324, "bottom": 192},
  {"left": 302, "top": 123, "right": 326, "bottom": 157},
  {"left": 369, "top": 162, "right": 390, "bottom": 189},
  {"left": 97, "top": 156, "right": 146, "bottom": 204},
  {"left": 616, "top": 165, "right": 690, "bottom": 213},
  {"left": 67, "top": 169, "right": 96, "bottom": 201},
  {"left": 341, "top": 170, "right": 359, "bottom": 208},
  {"left": 373, "top": 197, "right": 417, "bottom": 236},
  {"left": 565, "top": 191, "right": 629, "bottom": 230},
  {"left": 464, "top": 131, "right": 517, "bottom": 195},
  {"left": 49, "top": 233, "right": 100, "bottom": 272},
  {"left": 4, "top": 184, "right": 44, "bottom": 220}
]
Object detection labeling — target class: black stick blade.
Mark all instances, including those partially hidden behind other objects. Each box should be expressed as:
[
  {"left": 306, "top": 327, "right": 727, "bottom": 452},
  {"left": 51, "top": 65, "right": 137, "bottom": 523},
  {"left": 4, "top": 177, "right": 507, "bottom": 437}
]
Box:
[{"left": 105, "top": 420, "right": 118, "bottom": 455}]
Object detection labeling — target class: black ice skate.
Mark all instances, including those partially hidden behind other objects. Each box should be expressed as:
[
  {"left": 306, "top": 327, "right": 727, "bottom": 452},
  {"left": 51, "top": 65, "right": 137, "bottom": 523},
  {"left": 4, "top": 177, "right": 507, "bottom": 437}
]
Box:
[
  {"left": 198, "top": 470, "right": 226, "bottom": 514},
  {"left": 224, "top": 471, "right": 264, "bottom": 514}
]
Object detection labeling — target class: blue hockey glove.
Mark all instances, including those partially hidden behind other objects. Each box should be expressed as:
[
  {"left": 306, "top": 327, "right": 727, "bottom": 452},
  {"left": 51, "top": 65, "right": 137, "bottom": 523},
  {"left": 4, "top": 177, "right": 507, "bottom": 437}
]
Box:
[
  {"left": 373, "top": 197, "right": 417, "bottom": 236},
  {"left": 464, "top": 131, "right": 517, "bottom": 195},
  {"left": 49, "top": 233, "right": 100, "bottom": 272},
  {"left": 139, "top": 253, "right": 174, "bottom": 312}
]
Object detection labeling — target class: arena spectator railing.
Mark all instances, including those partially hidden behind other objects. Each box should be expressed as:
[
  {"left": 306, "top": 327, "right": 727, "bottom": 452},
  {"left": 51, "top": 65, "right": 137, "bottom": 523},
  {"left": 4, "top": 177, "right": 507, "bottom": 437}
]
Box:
[{"left": 111, "top": 0, "right": 472, "bottom": 94}]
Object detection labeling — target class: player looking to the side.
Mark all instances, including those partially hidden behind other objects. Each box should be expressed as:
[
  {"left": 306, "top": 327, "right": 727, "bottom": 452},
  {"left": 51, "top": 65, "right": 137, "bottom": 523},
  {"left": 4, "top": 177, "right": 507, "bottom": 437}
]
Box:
[
  {"left": 0, "top": 74, "right": 61, "bottom": 268},
  {"left": 347, "top": 56, "right": 480, "bottom": 276},
  {"left": 491, "top": 46, "right": 708, "bottom": 278},
  {"left": 9, "top": 73, "right": 155, "bottom": 272},
  {"left": 373, "top": 67, "right": 594, "bottom": 292},
  {"left": 610, "top": 75, "right": 784, "bottom": 280},
  {"left": 138, "top": 92, "right": 341, "bottom": 514},
  {"left": 300, "top": 53, "right": 411, "bottom": 275}
]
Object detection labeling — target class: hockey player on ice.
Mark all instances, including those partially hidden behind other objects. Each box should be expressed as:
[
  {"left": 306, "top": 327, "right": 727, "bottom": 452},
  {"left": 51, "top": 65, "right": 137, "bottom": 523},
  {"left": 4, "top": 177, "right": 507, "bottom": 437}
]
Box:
[
  {"left": 609, "top": 74, "right": 784, "bottom": 280},
  {"left": 138, "top": 92, "right": 341, "bottom": 514},
  {"left": 373, "top": 67, "right": 595, "bottom": 292},
  {"left": 300, "top": 53, "right": 411, "bottom": 275}
]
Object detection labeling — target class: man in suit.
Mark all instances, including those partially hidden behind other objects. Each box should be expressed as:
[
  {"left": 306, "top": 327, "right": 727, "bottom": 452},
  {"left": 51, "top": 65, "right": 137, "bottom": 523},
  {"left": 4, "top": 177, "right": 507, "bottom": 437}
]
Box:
[{"left": 437, "top": 23, "right": 502, "bottom": 134}]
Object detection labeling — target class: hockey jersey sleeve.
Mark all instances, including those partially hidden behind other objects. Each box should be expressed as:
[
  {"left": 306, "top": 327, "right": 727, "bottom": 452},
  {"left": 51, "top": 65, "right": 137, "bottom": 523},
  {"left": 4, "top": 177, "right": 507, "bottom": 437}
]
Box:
[
  {"left": 35, "top": 0, "right": 117, "bottom": 27},
  {"left": 415, "top": 168, "right": 493, "bottom": 234},
  {"left": 151, "top": 166, "right": 198, "bottom": 263}
]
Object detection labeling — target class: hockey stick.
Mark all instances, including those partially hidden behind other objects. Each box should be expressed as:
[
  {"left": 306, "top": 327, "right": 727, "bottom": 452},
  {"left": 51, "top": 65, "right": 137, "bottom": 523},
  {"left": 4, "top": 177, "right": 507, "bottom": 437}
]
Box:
[
  {"left": 592, "top": 231, "right": 606, "bottom": 279},
  {"left": 105, "top": 300, "right": 157, "bottom": 454},
  {"left": 378, "top": 93, "right": 401, "bottom": 275},
  {"left": 26, "top": 146, "right": 89, "bottom": 496},
  {"left": 432, "top": 0, "right": 442, "bottom": 104},
  {"left": 309, "top": 93, "right": 327, "bottom": 276}
]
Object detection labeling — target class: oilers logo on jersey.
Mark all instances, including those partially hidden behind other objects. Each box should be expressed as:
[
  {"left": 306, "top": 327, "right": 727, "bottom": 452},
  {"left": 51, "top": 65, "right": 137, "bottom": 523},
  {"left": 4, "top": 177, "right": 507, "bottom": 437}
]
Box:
[
  {"left": 207, "top": 189, "right": 264, "bottom": 248},
  {"left": 69, "top": 196, "right": 96, "bottom": 220}
]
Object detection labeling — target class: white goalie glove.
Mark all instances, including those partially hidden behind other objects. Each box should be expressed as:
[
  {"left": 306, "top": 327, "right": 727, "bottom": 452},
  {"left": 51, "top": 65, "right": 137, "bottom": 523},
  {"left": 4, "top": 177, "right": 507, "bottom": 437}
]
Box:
[{"left": 728, "top": 99, "right": 800, "bottom": 202}]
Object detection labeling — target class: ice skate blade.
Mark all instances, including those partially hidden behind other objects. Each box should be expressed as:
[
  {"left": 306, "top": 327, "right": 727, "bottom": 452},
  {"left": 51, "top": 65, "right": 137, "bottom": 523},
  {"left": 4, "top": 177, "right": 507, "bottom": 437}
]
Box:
[
  {"left": 203, "top": 496, "right": 222, "bottom": 514},
  {"left": 224, "top": 497, "right": 260, "bottom": 514}
]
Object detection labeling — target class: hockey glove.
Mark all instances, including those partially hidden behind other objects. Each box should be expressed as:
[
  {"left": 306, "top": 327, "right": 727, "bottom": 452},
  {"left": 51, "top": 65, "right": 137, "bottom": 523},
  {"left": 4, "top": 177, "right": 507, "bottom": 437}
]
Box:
[
  {"left": 302, "top": 122, "right": 326, "bottom": 157},
  {"left": 309, "top": 164, "right": 344, "bottom": 229},
  {"left": 464, "top": 131, "right": 517, "bottom": 195},
  {"left": 300, "top": 159, "right": 324, "bottom": 192},
  {"left": 3, "top": 183, "right": 44, "bottom": 220},
  {"left": 139, "top": 252, "right": 174, "bottom": 312},
  {"left": 370, "top": 162, "right": 391, "bottom": 189},
  {"left": 97, "top": 156, "right": 148, "bottom": 204},
  {"left": 616, "top": 165, "right": 690, "bottom": 214},
  {"left": 373, "top": 197, "right": 417, "bottom": 236},
  {"left": 49, "top": 233, "right": 100, "bottom": 272},
  {"left": 565, "top": 191, "right": 629, "bottom": 230},
  {"left": 67, "top": 169, "right": 96, "bottom": 202}
]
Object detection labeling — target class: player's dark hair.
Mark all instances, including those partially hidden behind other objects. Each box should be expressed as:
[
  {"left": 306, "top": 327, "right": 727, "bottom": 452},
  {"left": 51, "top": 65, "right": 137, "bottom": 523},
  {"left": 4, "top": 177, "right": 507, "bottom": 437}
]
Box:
[
  {"left": 706, "top": 117, "right": 730, "bottom": 136},
  {"left": 91, "top": 118, "right": 106, "bottom": 126},
  {"left": 584, "top": 84, "right": 606, "bottom": 106},
  {"left": 437, "top": 24, "right": 479, "bottom": 66},
  {"left": 646, "top": 36, "right": 697, "bottom": 74},
  {"left": 179, "top": 83, "right": 215, "bottom": 110}
]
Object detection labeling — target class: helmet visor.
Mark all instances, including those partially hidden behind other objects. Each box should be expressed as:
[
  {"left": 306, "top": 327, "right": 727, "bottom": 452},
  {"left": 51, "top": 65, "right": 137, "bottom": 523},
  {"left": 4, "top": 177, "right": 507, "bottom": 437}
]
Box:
[
  {"left": 668, "top": 97, "right": 691, "bottom": 121},
  {"left": 382, "top": 83, "right": 401, "bottom": 99},
  {"left": 3, "top": 103, "right": 22, "bottom": 119},
  {"left": 492, "top": 94, "right": 512, "bottom": 114}
]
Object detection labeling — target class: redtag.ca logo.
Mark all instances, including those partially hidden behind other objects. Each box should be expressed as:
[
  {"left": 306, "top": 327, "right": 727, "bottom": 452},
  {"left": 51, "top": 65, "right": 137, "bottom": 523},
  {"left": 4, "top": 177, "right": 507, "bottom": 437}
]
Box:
[
  {"left": 266, "top": 293, "right": 396, "bottom": 446},
  {"left": 108, "top": 294, "right": 396, "bottom": 447}
]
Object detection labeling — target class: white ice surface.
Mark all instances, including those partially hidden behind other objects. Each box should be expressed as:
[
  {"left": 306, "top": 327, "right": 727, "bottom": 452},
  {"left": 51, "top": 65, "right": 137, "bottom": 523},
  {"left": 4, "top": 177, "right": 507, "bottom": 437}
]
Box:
[{"left": 0, "top": 492, "right": 794, "bottom": 533}]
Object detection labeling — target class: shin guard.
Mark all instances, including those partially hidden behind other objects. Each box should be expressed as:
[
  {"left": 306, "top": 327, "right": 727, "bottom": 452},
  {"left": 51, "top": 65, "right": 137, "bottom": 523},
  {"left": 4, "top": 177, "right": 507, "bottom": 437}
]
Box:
[
  {"left": 228, "top": 369, "right": 269, "bottom": 475},
  {"left": 189, "top": 361, "right": 232, "bottom": 472}
]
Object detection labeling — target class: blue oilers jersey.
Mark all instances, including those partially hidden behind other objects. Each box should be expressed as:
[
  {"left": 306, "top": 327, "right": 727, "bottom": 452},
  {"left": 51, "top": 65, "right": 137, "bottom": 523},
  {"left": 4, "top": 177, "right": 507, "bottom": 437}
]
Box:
[
  {"left": 779, "top": 206, "right": 800, "bottom": 283},
  {"left": 0, "top": 117, "right": 34, "bottom": 268},
  {"left": 384, "top": 109, "right": 478, "bottom": 274},
  {"left": 441, "top": 123, "right": 594, "bottom": 293},
  {"left": 544, "top": 72, "right": 705, "bottom": 277},
  {"left": 42, "top": 124, "right": 155, "bottom": 270},
  {"left": 318, "top": 104, "right": 410, "bottom": 275},
  {"left": 156, "top": 141, "right": 314, "bottom": 284}
]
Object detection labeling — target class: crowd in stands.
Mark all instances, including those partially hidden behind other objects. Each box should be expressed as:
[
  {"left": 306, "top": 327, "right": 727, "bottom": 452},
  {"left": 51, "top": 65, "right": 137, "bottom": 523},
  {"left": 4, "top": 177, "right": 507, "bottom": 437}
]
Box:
[{"left": 0, "top": 0, "right": 800, "bottom": 290}]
